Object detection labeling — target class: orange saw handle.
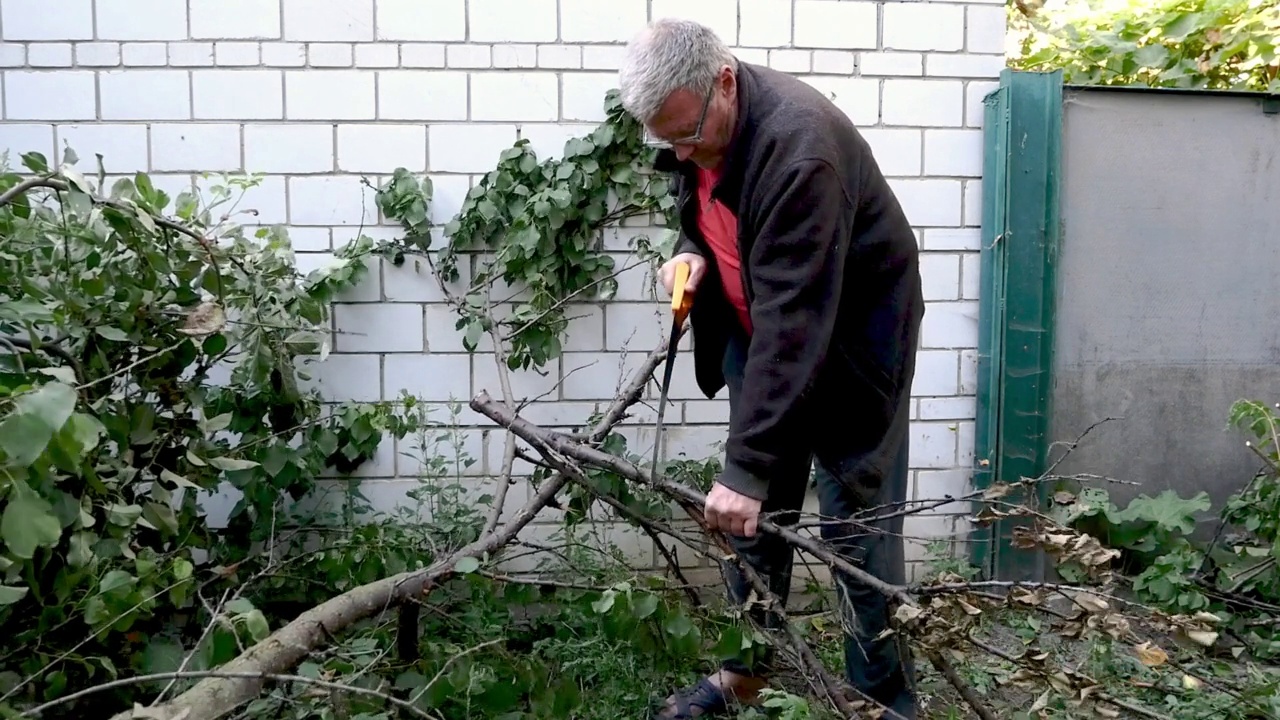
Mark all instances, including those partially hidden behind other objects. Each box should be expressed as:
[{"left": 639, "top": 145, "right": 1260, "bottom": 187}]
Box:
[{"left": 670, "top": 260, "right": 694, "bottom": 322}]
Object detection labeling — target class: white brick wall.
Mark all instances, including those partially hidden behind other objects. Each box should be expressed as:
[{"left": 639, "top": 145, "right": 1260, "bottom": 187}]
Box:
[{"left": 0, "top": 0, "right": 1005, "bottom": 579}]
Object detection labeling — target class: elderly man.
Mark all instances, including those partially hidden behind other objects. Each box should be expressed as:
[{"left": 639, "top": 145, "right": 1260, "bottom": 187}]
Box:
[{"left": 617, "top": 17, "right": 924, "bottom": 720}]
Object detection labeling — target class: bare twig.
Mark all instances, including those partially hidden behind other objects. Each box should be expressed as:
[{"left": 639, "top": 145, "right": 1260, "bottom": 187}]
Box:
[
  {"left": 470, "top": 391, "right": 916, "bottom": 607},
  {"left": 22, "top": 669, "right": 438, "bottom": 720},
  {"left": 926, "top": 651, "right": 997, "bottom": 720},
  {"left": 410, "top": 638, "right": 504, "bottom": 706}
]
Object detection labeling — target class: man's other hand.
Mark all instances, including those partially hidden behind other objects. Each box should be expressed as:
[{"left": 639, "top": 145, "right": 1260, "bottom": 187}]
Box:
[
  {"left": 704, "top": 481, "right": 763, "bottom": 538},
  {"left": 660, "top": 252, "right": 706, "bottom": 297}
]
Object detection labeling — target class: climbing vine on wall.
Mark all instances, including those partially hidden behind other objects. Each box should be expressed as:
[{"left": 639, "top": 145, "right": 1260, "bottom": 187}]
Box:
[{"left": 374, "top": 90, "right": 680, "bottom": 372}]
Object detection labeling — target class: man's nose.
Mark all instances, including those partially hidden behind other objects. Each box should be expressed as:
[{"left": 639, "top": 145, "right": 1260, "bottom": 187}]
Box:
[{"left": 675, "top": 145, "right": 695, "bottom": 162}]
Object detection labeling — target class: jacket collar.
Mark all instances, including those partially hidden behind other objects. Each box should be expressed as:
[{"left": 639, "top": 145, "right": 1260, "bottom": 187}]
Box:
[{"left": 650, "top": 59, "right": 759, "bottom": 210}]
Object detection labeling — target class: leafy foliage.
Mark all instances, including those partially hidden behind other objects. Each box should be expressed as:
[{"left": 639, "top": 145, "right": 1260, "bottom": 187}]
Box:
[
  {"left": 0, "top": 148, "right": 440, "bottom": 709},
  {"left": 1008, "top": 0, "right": 1280, "bottom": 92},
  {"left": 0, "top": 89, "right": 761, "bottom": 719},
  {"left": 428, "top": 91, "right": 677, "bottom": 371},
  {"left": 1051, "top": 399, "right": 1280, "bottom": 655}
]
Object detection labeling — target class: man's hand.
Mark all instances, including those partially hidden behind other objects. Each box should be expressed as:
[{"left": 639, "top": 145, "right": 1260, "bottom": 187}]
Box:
[
  {"left": 704, "top": 481, "right": 763, "bottom": 538},
  {"left": 660, "top": 252, "right": 707, "bottom": 297}
]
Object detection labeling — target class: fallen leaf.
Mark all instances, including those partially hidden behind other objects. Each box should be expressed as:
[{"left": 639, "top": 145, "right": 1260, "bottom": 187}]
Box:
[
  {"left": 1030, "top": 689, "right": 1052, "bottom": 713},
  {"left": 1074, "top": 593, "right": 1110, "bottom": 613},
  {"left": 894, "top": 604, "right": 923, "bottom": 624},
  {"left": 1182, "top": 674, "right": 1204, "bottom": 691},
  {"left": 1185, "top": 630, "right": 1218, "bottom": 648},
  {"left": 1134, "top": 641, "right": 1168, "bottom": 667}
]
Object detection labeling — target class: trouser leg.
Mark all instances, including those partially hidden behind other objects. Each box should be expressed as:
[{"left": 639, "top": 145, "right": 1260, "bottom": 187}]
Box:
[
  {"left": 714, "top": 328, "right": 808, "bottom": 677},
  {"left": 815, "top": 427, "right": 917, "bottom": 718}
]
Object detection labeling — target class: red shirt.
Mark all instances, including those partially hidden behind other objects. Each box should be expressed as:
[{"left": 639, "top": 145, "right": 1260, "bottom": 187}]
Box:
[{"left": 695, "top": 166, "right": 753, "bottom": 334}]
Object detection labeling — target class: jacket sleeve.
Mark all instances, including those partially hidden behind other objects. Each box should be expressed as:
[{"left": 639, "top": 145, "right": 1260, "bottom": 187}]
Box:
[
  {"left": 715, "top": 158, "right": 858, "bottom": 501},
  {"left": 672, "top": 229, "right": 702, "bottom": 258}
]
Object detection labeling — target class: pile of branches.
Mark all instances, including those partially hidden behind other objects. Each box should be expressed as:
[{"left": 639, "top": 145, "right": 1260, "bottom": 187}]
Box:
[{"left": 67, "top": 338, "right": 1270, "bottom": 720}]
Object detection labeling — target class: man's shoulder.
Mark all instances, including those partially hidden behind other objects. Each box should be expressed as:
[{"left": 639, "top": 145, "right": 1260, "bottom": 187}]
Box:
[{"left": 740, "top": 62, "right": 868, "bottom": 168}]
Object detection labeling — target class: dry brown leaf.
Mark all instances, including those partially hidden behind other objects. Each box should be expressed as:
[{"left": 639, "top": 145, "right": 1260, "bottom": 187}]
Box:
[
  {"left": 1133, "top": 641, "right": 1168, "bottom": 667},
  {"left": 983, "top": 482, "right": 1012, "bottom": 500},
  {"left": 1074, "top": 593, "right": 1110, "bottom": 613},
  {"left": 1012, "top": 587, "right": 1044, "bottom": 606},
  {"left": 179, "top": 300, "right": 227, "bottom": 337},
  {"left": 894, "top": 604, "right": 923, "bottom": 625},
  {"left": 1048, "top": 671, "right": 1074, "bottom": 693}
]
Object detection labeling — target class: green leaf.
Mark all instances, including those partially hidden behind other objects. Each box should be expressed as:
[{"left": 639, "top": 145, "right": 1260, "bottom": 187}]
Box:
[
  {"left": 463, "top": 320, "right": 484, "bottom": 351},
  {"left": 143, "top": 502, "right": 180, "bottom": 536},
  {"left": 455, "top": 556, "right": 481, "bottom": 574},
  {"left": 160, "top": 468, "right": 198, "bottom": 489},
  {"left": 591, "top": 591, "right": 616, "bottom": 614},
  {"left": 95, "top": 326, "right": 130, "bottom": 342},
  {"left": 243, "top": 609, "right": 270, "bottom": 641},
  {"left": 632, "top": 592, "right": 659, "bottom": 619},
  {"left": 208, "top": 456, "right": 260, "bottom": 471},
  {"left": 67, "top": 531, "right": 95, "bottom": 567},
  {"left": 0, "top": 381, "right": 78, "bottom": 466},
  {"left": 20, "top": 151, "right": 49, "bottom": 173},
  {"left": 35, "top": 366, "right": 77, "bottom": 384},
  {"left": 1113, "top": 490, "right": 1211, "bottom": 536},
  {"left": 202, "top": 412, "right": 233, "bottom": 434},
  {"left": 0, "top": 584, "right": 28, "bottom": 606},
  {"left": 664, "top": 611, "right": 694, "bottom": 638},
  {"left": 262, "top": 444, "right": 290, "bottom": 477},
  {"left": 97, "top": 569, "right": 135, "bottom": 595},
  {"left": 0, "top": 484, "right": 63, "bottom": 559}
]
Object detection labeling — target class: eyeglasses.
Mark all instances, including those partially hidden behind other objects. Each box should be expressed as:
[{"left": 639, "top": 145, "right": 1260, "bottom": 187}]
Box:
[{"left": 643, "top": 82, "right": 715, "bottom": 149}]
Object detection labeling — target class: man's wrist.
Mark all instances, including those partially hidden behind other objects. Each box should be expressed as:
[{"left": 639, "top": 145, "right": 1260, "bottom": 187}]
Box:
[{"left": 717, "top": 460, "right": 769, "bottom": 502}]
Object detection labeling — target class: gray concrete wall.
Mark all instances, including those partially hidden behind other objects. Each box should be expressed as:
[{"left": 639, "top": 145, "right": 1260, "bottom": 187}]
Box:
[{"left": 1049, "top": 86, "right": 1280, "bottom": 521}]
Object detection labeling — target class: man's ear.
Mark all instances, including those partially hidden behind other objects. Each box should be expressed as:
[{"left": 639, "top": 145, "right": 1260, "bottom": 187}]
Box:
[
  {"left": 718, "top": 65, "right": 737, "bottom": 100},
  {"left": 719, "top": 65, "right": 735, "bottom": 90}
]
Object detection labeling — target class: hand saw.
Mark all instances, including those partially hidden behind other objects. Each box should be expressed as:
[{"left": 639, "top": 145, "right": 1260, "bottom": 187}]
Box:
[{"left": 650, "top": 260, "right": 694, "bottom": 483}]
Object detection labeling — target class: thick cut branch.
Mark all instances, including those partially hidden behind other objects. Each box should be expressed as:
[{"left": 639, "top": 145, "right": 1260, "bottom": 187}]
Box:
[{"left": 106, "top": 476, "right": 565, "bottom": 720}]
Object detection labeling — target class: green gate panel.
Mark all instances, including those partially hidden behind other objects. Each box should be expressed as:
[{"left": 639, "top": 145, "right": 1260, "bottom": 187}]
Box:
[{"left": 970, "top": 68, "right": 1064, "bottom": 582}]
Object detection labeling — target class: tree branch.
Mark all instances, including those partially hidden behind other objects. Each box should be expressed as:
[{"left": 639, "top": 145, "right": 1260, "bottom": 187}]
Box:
[
  {"left": 26, "top": 669, "right": 438, "bottom": 720},
  {"left": 469, "top": 391, "right": 916, "bottom": 608},
  {"left": 111, "top": 345, "right": 669, "bottom": 720}
]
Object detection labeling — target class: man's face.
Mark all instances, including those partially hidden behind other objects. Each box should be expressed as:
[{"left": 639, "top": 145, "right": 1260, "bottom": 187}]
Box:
[{"left": 644, "top": 66, "right": 736, "bottom": 169}]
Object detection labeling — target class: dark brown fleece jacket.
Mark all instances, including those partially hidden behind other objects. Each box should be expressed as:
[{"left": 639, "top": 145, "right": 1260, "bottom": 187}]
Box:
[{"left": 652, "top": 60, "right": 925, "bottom": 502}]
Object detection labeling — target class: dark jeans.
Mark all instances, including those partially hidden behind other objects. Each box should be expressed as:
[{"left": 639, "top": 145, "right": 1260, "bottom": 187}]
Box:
[{"left": 716, "top": 329, "right": 917, "bottom": 719}]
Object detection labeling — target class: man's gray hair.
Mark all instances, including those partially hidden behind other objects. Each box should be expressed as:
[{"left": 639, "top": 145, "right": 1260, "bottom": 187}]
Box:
[{"left": 618, "top": 18, "right": 737, "bottom": 123}]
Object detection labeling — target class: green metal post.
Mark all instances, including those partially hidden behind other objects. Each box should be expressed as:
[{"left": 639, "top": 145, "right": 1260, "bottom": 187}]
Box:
[{"left": 970, "top": 68, "right": 1064, "bottom": 582}]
